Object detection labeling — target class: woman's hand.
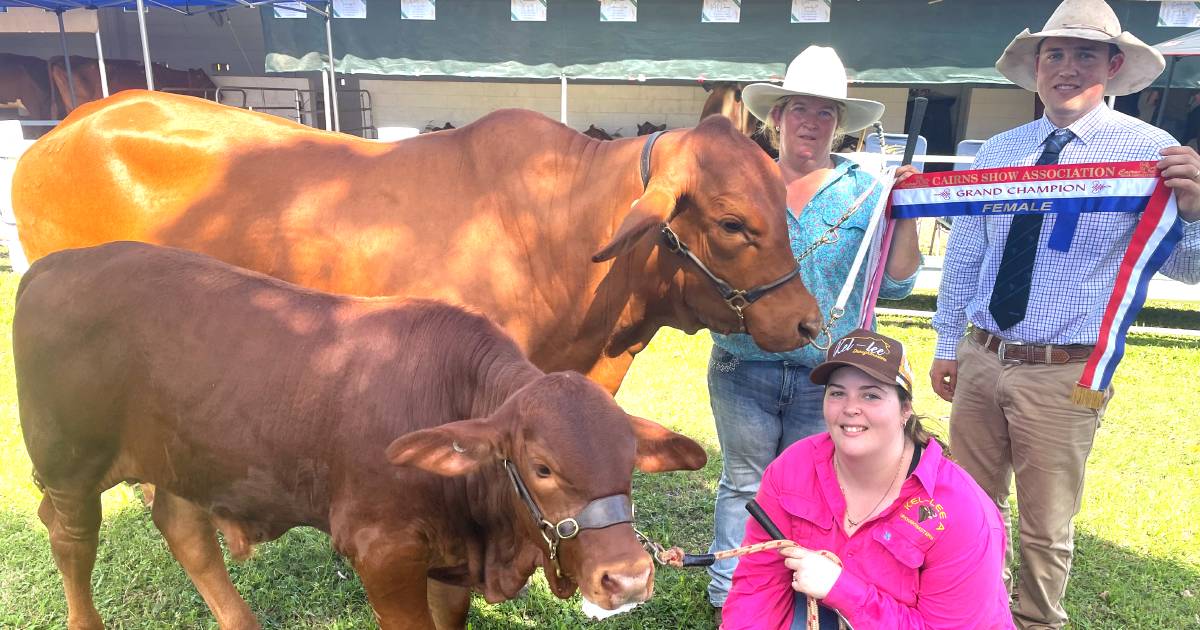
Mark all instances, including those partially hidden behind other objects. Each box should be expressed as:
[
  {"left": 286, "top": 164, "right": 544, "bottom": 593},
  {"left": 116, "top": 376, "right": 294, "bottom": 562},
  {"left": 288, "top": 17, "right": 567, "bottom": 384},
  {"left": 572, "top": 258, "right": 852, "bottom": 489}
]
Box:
[
  {"left": 893, "top": 164, "right": 920, "bottom": 185},
  {"left": 780, "top": 546, "right": 842, "bottom": 599}
]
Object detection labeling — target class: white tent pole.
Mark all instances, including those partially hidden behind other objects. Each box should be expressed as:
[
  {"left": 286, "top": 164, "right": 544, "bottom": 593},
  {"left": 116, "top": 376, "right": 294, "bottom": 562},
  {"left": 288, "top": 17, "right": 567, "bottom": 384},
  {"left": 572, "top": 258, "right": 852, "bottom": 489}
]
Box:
[
  {"left": 321, "top": 68, "right": 332, "bottom": 131},
  {"left": 94, "top": 20, "right": 109, "bottom": 98},
  {"left": 56, "top": 10, "right": 78, "bottom": 110},
  {"left": 324, "top": 2, "right": 340, "bottom": 132},
  {"left": 136, "top": 0, "right": 155, "bottom": 90},
  {"left": 560, "top": 72, "right": 567, "bottom": 124}
]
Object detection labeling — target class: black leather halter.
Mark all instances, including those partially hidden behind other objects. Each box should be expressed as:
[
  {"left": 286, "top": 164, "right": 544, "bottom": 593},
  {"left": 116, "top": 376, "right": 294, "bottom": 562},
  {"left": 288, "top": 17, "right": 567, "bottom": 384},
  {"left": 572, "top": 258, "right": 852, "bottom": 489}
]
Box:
[
  {"left": 504, "top": 459, "right": 633, "bottom": 578},
  {"left": 640, "top": 131, "right": 800, "bottom": 328}
]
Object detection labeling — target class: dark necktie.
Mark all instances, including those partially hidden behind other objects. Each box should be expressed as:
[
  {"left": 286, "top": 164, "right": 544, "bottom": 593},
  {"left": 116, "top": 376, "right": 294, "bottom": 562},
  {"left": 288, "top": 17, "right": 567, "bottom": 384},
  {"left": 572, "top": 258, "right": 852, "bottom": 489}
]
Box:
[{"left": 987, "top": 129, "right": 1074, "bottom": 331}]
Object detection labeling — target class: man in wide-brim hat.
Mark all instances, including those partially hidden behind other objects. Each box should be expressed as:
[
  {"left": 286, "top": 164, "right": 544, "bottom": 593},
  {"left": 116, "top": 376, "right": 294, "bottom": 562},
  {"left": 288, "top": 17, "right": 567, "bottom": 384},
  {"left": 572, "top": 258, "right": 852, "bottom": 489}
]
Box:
[{"left": 930, "top": 1, "right": 1200, "bottom": 628}]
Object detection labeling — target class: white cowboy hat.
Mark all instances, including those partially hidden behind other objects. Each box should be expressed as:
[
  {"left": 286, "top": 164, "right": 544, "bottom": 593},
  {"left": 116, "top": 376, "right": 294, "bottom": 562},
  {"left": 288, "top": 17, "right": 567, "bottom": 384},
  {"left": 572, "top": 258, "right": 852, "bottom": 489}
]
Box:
[
  {"left": 742, "top": 46, "right": 884, "bottom": 133},
  {"left": 995, "top": 0, "right": 1164, "bottom": 97}
]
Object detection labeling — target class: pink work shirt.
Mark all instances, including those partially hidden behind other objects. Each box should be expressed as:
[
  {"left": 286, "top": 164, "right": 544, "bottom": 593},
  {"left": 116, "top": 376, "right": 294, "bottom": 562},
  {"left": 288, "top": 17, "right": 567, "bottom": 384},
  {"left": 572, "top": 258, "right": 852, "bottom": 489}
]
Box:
[{"left": 723, "top": 434, "right": 1013, "bottom": 629}]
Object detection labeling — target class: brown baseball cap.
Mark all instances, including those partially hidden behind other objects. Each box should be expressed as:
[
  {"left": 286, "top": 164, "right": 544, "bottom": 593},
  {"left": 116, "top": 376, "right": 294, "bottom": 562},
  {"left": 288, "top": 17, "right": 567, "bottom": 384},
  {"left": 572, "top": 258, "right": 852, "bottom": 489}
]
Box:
[{"left": 809, "top": 328, "right": 914, "bottom": 395}]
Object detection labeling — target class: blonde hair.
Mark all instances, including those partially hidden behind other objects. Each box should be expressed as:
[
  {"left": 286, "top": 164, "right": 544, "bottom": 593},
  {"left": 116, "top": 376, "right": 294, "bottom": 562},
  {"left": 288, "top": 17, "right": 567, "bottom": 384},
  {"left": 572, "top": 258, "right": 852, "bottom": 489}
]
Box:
[{"left": 764, "top": 96, "right": 846, "bottom": 152}]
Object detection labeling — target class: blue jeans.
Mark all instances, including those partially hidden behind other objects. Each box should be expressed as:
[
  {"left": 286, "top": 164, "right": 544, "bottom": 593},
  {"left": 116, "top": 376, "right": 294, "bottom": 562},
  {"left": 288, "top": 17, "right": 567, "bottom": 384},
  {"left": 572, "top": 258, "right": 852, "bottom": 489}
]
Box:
[{"left": 706, "top": 345, "right": 827, "bottom": 607}]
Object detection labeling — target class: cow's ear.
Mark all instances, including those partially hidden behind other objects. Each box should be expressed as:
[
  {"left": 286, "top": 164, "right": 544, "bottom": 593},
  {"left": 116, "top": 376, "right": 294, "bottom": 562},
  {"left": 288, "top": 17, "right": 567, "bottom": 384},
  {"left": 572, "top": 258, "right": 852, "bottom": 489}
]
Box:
[
  {"left": 591, "top": 189, "right": 677, "bottom": 262},
  {"left": 385, "top": 417, "right": 501, "bottom": 476},
  {"left": 627, "top": 415, "right": 707, "bottom": 473}
]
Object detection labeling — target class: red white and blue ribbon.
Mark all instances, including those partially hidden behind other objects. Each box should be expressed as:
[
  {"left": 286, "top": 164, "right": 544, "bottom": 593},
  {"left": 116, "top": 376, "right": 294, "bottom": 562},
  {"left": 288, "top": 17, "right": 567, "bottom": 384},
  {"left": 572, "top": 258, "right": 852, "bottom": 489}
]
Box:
[{"left": 877, "top": 161, "right": 1183, "bottom": 408}]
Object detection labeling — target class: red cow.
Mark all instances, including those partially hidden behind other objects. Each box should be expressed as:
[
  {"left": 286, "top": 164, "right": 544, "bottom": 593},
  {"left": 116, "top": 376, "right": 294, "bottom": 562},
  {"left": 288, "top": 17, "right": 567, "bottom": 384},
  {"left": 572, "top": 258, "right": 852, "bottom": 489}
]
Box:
[{"left": 14, "top": 241, "right": 707, "bottom": 629}]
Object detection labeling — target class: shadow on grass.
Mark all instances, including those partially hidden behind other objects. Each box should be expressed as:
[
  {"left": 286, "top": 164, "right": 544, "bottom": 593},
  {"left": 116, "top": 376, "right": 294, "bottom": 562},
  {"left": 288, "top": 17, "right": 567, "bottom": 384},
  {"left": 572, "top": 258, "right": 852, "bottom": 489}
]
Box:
[
  {"left": 0, "top": 502, "right": 374, "bottom": 629},
  {"left": 1066, "top": 529, "right": 1200, "bottom": 629}
]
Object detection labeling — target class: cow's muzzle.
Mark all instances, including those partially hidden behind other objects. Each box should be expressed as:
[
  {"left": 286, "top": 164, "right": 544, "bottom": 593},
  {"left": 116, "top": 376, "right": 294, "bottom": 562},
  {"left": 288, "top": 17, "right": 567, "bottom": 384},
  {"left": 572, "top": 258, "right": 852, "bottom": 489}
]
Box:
[{"left": 504, "top": 460, "right": 634, "bottom": 579}]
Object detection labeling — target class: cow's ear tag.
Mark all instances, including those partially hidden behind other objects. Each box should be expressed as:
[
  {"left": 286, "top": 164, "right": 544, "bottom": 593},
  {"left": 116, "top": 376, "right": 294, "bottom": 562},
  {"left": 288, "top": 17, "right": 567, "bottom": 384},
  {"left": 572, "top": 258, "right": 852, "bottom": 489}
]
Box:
[{"left": 452, "top": 441, "right": 466, "bottom": 454}]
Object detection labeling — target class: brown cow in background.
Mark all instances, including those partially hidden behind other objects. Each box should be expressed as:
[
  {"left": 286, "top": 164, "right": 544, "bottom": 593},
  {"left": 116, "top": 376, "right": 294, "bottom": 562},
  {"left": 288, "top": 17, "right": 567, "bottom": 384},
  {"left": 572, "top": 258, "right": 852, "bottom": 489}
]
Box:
[
  {"left": 0, "top": 53, "right": 54, "bottom": 120},
  {"left": 48, "top": 56, "right": 215, "bottom": 114},
  {"left": 700, "top": 81, "right": 776, "bottom": 158},
  {"left": 14, "top": 91, "right": 822, "bottom": 393}
]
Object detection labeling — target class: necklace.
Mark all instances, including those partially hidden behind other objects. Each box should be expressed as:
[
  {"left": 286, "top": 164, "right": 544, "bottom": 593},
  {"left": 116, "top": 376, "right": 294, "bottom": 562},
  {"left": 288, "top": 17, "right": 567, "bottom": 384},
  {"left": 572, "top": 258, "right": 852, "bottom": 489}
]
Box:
[{"left": 836, "top": 443, "right": 909, "bottom": 529}]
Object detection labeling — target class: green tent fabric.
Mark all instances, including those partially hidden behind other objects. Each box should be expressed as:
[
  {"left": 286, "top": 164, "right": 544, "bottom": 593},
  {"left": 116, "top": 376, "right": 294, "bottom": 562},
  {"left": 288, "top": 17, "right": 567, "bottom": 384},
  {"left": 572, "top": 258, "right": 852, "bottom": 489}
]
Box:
[{"left": 262, "top": 0, "right": 1200, "bottom": 87}]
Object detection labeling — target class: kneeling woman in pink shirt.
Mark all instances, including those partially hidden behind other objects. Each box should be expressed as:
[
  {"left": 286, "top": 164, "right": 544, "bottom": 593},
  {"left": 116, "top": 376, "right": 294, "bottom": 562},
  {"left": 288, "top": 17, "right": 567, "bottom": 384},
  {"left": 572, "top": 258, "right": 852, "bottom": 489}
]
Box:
[{"left": 723, "top": 329, "right": 1013, "bottom": 629}]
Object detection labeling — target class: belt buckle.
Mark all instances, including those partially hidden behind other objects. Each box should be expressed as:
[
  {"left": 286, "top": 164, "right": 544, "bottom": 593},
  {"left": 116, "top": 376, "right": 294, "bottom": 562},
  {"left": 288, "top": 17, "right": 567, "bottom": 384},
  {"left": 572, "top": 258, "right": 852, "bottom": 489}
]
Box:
[{"left": 997, "top": 339, "right": 1025, "bottom": 365}]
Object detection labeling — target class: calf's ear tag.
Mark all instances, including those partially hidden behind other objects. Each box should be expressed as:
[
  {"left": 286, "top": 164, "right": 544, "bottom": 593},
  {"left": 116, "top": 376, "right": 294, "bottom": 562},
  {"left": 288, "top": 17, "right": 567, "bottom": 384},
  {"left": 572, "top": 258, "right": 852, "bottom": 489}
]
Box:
[{"left": 452, "top": 441, "right": 466, "bottom": 454}]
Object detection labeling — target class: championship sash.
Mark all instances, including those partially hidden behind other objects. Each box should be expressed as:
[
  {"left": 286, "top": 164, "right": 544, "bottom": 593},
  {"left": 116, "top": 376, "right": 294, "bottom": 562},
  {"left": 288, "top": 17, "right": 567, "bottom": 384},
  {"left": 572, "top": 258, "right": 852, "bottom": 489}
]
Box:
[{"left": 882, "top": 161, "right": 1184, "bottom": 408}]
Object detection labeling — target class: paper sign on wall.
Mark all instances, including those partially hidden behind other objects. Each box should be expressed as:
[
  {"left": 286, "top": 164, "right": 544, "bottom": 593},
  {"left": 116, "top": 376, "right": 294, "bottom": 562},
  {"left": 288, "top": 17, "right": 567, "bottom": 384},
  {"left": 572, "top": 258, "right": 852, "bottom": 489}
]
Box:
[
  {"left": 274, "top": 1, "right": 307, "bottom": 19},
  {"left": 332, "top": 0, "right": 366, "bottom": 19},
  {"left": 791, "top": 0, "right": 830, "bottom": 23},
  {"left": 701, "top": 0, "right": 740, "bottom": 23},
  {"left": 600, "top": 0, "right": 636, "bottom": 22},
  {"left": 512, "top": 0, "right": 547, "bottom": 21},
  {"left": 1159, "top": 1, "right": 1200, "bottom": 27},
  {"left": 401, "top": 0, "right": 435, "bottom": 20}
]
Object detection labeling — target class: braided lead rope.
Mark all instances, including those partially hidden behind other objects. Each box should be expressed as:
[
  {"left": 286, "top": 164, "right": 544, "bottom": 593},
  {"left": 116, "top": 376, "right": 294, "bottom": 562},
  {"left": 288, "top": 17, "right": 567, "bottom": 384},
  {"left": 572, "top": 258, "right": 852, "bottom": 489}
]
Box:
[{"left": 656, "top": 541, "right": 845, "bottom": 630}]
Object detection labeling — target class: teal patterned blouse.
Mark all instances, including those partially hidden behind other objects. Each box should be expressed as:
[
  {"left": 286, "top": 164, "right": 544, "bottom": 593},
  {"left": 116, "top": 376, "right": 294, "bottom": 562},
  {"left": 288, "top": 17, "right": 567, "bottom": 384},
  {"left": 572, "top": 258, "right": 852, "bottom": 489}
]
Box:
[{"left": 711, "top": 155, "right": 919, "bottom": 366}]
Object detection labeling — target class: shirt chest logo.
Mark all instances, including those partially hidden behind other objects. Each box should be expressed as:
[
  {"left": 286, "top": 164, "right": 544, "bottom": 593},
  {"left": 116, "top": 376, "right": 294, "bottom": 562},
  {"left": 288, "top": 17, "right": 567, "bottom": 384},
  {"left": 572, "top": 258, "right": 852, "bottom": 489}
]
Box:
[{"left": 899, "top": 496, "right": 946, "bottom": 541}]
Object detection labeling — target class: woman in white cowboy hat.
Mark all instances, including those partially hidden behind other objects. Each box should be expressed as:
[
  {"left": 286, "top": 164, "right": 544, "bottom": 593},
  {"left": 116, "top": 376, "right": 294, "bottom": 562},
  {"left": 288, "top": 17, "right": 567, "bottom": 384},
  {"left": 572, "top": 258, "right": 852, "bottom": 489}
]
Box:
[
  {"left": 704, "top": 45, "right": 922, "bottom": 623},
  {"left": 930, "top": 1, "right": 1200, "bottom": 629}
]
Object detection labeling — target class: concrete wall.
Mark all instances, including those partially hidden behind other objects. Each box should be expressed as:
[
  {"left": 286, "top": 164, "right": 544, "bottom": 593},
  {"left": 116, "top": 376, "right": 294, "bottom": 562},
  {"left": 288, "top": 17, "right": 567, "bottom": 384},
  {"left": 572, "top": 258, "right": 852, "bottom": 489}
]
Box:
[
  {"left": 848, "top": 87, "right": 908, "bottom": 132},
  {"left": 963, "top": 87, "right": 1036, "bottom": 141},
  {"left": 361, "top": 79, "right": 710, "bottom": 135}
]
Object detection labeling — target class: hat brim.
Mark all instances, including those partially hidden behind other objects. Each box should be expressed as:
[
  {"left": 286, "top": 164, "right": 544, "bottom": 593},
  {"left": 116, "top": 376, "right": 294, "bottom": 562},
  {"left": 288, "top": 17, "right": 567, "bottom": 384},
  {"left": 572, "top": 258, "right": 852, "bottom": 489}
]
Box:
[
  {"left": 995, "top": 28, "right": 1166, "bottom": 97},
  {"left": 741, "top": 83, "right": 885, "bottom": 133},
  {"left": 810, "top": 360, "right": 909, "bottom": 393}
]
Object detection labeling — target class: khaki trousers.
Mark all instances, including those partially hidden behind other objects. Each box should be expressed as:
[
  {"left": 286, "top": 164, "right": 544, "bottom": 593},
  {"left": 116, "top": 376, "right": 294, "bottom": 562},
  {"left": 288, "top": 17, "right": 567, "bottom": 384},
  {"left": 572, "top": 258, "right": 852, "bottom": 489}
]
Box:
[{"left": 949, "top": 335, "right": 1110, "bottom": 630}]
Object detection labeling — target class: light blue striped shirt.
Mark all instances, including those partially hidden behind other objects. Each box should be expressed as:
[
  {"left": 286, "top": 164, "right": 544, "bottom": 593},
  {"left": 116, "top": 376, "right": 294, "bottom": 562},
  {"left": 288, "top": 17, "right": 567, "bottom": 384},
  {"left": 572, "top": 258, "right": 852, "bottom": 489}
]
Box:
[
  {"left": 933, "top": 104, "right": 1200, "bottom": 360},
  {"left": 713, "top": 155, "right": 918, "bottom": 366}
]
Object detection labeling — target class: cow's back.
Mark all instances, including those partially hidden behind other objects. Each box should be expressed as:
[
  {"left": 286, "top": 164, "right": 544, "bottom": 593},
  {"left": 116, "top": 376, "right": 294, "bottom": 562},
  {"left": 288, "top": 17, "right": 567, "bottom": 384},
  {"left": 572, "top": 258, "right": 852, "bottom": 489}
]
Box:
[
  {"left": 13, "top": 90, "right": 352, "bottom": 261},
  {"left": 11, "top": 92, "right": 596, "bottom": 295}
]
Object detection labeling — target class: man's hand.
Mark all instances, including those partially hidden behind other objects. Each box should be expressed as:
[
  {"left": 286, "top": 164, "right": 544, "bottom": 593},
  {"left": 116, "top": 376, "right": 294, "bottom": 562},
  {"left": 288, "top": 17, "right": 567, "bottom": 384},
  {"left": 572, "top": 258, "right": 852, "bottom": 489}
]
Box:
[
  {"left": 894, "top": 164, "right": 920, "bottom": 185},
  {"left": 930, "top": 359, "right": 958, "bottom": 402},
  {"left": 780, "top": 547, "right": 841, "bottom": 599},
  {"left": 1158, "top": 146, "right": 1200, "bottom": 221}
]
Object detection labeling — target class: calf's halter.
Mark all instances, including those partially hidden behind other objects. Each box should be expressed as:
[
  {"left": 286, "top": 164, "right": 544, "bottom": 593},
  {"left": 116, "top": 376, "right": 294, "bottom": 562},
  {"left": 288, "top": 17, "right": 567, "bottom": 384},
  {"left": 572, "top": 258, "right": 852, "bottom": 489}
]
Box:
[
  {"left": 504, "top": 459, "right": 634, "bottom": 578},
  {"left": 639, "top": 131, "right": 800, "bottom": 329}
]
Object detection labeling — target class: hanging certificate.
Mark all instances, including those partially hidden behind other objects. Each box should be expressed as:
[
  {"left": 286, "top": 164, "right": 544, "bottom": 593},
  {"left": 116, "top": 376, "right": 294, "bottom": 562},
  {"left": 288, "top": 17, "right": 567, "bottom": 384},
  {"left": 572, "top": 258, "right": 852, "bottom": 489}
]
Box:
[
  {"left": 273, "top": 1, "right": 307, "bottom": 19},
  {"left": 701, "top": 0, "right": 740, "bottom": 23},
  {"left": 332, "top": 0, "right": 366, "bottom": 19},
  {"left": 512, "top": 0, "right": 547, "bottom": 21},
  {"left": 600, "top": 0, "right": 636, "bottom": 22},
  {"left": 401, "top": 0, "right": 435, "bottom": 20},
  {"left": 1159, "top": 1, "right": 1200, "bottom": 27},
  {"left": 790, "top": 0, "right": 830, "bottom": 23}
]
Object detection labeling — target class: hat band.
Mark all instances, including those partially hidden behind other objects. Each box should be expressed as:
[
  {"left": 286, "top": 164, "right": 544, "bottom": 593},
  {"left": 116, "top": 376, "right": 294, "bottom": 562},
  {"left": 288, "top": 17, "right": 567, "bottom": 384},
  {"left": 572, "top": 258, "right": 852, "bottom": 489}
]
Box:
[{"left": 1052, "top": 23, "right": 1118, "bottom": 38}]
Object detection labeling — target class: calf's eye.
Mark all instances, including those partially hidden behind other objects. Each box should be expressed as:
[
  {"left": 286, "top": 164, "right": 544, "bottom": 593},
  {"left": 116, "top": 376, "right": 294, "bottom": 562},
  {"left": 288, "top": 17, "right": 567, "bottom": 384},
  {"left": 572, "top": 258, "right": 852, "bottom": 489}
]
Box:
[
  {"left": 720, "top": 219, "right": 745, "bottom": 233},
  {"left": 534, "top": 464, "right": 552, "bottom": 478}
]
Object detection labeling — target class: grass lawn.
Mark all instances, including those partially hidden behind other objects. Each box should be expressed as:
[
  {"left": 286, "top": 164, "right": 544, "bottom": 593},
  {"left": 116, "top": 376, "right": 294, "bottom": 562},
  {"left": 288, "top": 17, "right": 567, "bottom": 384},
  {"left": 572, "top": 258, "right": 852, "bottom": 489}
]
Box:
[{"left": 0, "top": 269, "right": 1197, "bottom": 629}]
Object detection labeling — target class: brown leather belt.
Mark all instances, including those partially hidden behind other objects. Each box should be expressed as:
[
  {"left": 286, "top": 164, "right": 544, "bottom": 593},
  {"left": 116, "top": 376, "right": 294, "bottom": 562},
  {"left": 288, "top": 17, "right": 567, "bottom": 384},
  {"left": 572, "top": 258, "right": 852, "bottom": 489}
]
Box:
[{"left": 969, "top": 327, "right": 1094, "bottom": 365}]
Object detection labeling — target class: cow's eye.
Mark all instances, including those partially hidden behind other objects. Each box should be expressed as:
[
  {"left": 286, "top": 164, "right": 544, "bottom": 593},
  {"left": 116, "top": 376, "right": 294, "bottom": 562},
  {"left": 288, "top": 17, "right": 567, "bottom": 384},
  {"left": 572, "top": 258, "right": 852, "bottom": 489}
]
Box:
[
  {"left": 534, "top": 464, "right": 552, "bottom": 478},
  {"left": 719, "top": 218, "right": 745, "bottom": 234}
]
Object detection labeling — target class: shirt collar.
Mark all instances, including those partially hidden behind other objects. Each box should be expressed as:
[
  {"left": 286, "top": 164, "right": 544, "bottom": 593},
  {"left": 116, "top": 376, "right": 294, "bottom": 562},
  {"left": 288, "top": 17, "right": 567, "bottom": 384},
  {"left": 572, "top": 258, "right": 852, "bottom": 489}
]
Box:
[
  {"left": 1034, "top": 101, "right": 1111, "bottom": 147},
  {"left": 812, "top": 432, "right": 944, "bottom": 499}
]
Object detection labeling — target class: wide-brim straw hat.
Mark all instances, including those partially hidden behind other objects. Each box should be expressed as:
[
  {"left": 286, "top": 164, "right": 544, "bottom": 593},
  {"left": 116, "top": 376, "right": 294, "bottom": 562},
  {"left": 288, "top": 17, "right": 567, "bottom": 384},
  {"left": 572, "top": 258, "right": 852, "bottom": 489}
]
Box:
[
  {"left": 742, "top": 46, "right": 884, "bottom": 133},
  {"left": 995, "top": 0, "right": 1165, "bottom": 97}
]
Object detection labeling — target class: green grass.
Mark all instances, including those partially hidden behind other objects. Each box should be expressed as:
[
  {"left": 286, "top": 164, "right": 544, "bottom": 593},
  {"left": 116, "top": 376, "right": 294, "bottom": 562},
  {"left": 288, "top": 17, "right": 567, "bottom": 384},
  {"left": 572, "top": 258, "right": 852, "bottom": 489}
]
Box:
[{"left": 1, "top": 270, "right": 1198, "bottom": 629}]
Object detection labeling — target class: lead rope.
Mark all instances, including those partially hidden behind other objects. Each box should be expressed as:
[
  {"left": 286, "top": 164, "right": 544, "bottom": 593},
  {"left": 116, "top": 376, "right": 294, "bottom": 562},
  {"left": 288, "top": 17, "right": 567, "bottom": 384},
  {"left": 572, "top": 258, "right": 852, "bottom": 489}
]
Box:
[
  {"left": 649, "top": 539, "right": 845, "bottom": 630},
  {"left": 798, "top": 174, "right": 890, "bottom": 351}
]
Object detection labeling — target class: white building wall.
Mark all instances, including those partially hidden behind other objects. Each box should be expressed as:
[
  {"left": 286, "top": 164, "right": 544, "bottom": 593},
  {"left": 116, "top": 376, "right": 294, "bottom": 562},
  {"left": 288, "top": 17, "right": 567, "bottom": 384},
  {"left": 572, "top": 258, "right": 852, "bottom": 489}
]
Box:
[
  {"left": 848, "top": 87, "right": 909, "bottom": 132},
  {"left": 361, "top": 79, "right": 710, "bottom": 135},
  {"left": 963, "top": 87, "right": 1036, "bottom": 141}
]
